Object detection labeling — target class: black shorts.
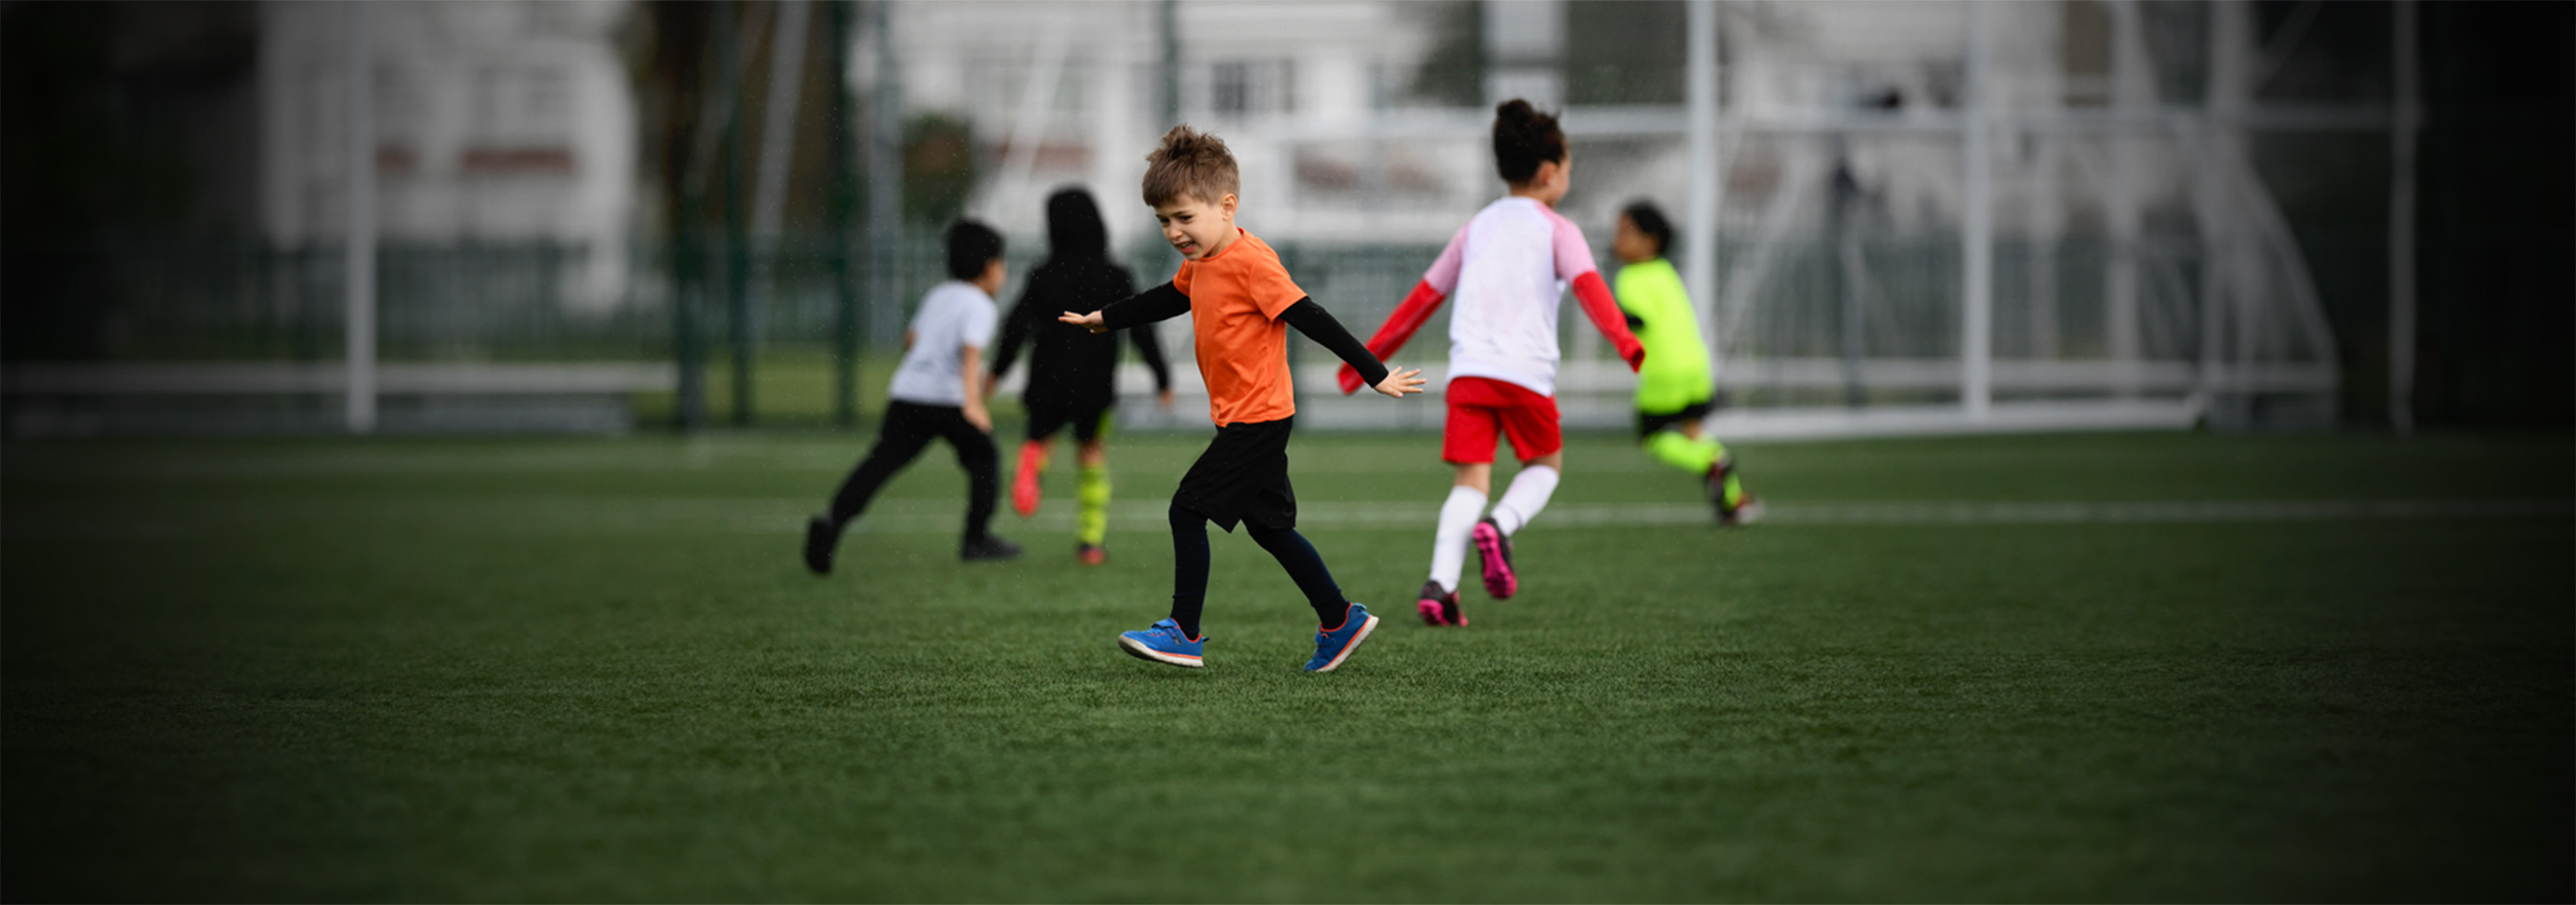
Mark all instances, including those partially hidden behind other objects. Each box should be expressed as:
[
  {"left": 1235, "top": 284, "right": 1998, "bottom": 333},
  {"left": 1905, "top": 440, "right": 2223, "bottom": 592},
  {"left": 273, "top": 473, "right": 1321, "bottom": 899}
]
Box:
[
  {"left": 1173, "top": 416, "right": 1296, "bottom": 532},
  {"left": 1026, "top": 401, "right": 1114, "bottom": 444},
  {"left": 1636, "top": 401, "right": 1713, "bottom": 439}
]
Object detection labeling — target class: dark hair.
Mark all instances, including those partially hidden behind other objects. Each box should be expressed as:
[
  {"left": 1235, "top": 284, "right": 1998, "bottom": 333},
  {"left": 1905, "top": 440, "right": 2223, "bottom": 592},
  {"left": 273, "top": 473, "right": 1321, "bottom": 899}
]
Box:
[
  {"left": 1621, "top": 200, "right": 1674, "bottom": 258},
  {"left": 1491, "top": 98, "right": 1566, "bottom": 186},
  {"left": 1044, "top": 187, "right": 1108, "bottom": 262},
  {"left": 1141, "top": 124, "right": 1240, "bottom": 207},
  {"left": 945, "top": 219, "right": 1004, "bottom": 281}
]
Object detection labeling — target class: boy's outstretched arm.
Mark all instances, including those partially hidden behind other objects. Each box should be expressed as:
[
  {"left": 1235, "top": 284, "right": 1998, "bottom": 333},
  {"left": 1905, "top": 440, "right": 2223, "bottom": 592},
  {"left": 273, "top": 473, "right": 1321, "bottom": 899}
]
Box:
[
  {"left": 1284, "top": 298, "right": 1426, "bottom": 398},
  {"left": 1572, "top": 272, "right": 1647, "bottom": 371},
  {"left": 1061, "top": 283, "right": 1189, "bottom": 334}
]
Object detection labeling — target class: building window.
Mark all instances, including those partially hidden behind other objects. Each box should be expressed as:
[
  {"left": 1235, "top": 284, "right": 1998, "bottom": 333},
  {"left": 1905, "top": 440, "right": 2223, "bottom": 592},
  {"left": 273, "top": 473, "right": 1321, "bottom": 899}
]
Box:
[
  {"left": 524, "top": 66, "right": 568, "bottom": 127},
  {"left": 1208, "top": 59, "right": 1292, "bottom": 118},
  {"left": 1213, "top": 61, "right": 1251, "bottom": 115},
  {"left": 473, "top": 65, "right": 507, "bottom": 134}
]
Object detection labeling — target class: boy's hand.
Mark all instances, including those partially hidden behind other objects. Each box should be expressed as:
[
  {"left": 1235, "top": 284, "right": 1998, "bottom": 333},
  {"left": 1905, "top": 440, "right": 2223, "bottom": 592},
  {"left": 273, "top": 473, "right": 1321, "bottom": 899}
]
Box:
[
  {"left": 1059, "top": 310, "right": 1107, "bottom": 333},
  {"left": 964, "top": 402, "right": 993, "bottom": 433},
  {"left": 1372, "top": 367, "right": 1427, "bottom": 398}
]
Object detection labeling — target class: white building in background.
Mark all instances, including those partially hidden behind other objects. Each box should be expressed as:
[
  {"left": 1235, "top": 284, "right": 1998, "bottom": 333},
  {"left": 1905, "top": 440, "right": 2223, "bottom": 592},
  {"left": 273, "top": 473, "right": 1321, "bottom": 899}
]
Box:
[
  {"left": 877, "top": 0, "right": 2347, "bottom": 430},
  {"left": 877, "top": 1, "right": 2180, "bottom": 248},
  {"left": 879, "top": 0, "right": 1455, "bottom": 247},
  {"left": 259, "top": 1, "right": 637, "bottom": 310}
]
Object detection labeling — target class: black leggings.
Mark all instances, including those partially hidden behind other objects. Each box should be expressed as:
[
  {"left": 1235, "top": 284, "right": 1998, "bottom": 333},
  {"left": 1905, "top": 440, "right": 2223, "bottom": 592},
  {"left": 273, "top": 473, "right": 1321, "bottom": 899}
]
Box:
[
  {"left": 827, "top": 401, "right": 999, "bottom": 544},
  {"left": 1167, "top": 502, "right": 1347, "bottom": 638}
]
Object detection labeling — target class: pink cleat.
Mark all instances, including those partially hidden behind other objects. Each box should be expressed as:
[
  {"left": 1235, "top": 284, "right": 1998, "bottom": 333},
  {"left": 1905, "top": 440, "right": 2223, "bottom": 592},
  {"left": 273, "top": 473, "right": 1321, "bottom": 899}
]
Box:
[
  {"left": 1470, "top": 517, "right": 1517, "bottom": 598},
  {"left": 1012, "top": 440, "right": 1048, "bottom": 518},
  {"left": 1415, "top": 581, "right": 1466, "bottom": 627}
]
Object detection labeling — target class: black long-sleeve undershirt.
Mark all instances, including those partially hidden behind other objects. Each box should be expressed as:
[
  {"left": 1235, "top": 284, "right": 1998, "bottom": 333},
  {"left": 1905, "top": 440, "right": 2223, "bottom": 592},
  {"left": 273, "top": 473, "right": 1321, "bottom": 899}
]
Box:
[
  {"left": 1278, "top": 298, "right": 1389, "bottom": 390},
  {"left": 1097, "top": 283, "right": 1391, "bottom": 390},
  {"left": 1098, "top": 282, "right": 1191, "bottom": 330}
]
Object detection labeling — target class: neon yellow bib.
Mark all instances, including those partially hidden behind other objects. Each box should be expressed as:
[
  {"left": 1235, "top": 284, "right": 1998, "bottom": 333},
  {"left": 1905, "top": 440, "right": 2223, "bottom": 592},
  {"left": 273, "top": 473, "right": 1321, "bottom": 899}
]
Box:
[{"left": 1614, "top": 258, "right": 1714, "bottom": 413}]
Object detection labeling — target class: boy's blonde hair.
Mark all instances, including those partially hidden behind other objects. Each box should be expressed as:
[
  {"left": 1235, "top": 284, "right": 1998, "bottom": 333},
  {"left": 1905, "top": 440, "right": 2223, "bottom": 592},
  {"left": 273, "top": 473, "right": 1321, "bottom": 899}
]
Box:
[{"left": 1141, "top": 124, "right": 1239, "bottom": 207}]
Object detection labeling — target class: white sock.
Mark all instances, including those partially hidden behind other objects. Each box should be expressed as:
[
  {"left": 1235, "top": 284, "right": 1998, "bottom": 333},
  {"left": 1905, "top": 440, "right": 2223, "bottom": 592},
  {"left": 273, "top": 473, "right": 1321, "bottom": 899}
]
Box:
[
  {"left": 1429, "top": 485, "right": 1487, "bottom": 593},
  {"left": 1489, "top": 464, "right": 1560, "bottom": 535}
]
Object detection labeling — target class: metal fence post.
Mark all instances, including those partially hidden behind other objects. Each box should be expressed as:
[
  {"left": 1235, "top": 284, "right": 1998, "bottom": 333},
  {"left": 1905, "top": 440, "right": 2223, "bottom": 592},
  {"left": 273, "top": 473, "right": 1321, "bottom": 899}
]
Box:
[
  {"left": 831, "top": 1, "right": 860, "bottom": 427},
  {"left": 720, "top": 1, "right": 754, "bottom": 427},
  {"left": 2388, "top": 0, "right": 2421, "bottom": 435},
  {"left": 1960, "top": 0, "right": 1993, "bottom": 418},
  {"left": 345, "top": 2, "right": 377, "bottom": 434},
  {"left": 1684, "top": 0, "right": 1719, "bottom": 370},
  {"left": 675, "top": 233, "right": 707, "bottom": 431}
]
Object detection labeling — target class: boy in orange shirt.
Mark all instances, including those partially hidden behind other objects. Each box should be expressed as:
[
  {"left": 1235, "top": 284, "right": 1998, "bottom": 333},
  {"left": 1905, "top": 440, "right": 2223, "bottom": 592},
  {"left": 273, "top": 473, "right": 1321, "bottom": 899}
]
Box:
[{"left": 1063, "top": 126, "right": 1426, "bottom": 672}]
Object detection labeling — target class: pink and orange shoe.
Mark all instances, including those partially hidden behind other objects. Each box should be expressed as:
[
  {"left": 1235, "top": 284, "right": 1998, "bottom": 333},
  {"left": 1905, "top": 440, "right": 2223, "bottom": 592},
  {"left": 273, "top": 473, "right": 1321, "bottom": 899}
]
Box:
[
  {"left": 1011, "top": 440, "right": 1049, "bottom": 517},
  {"left": 1709, "top": 455, "right": 1765, "bottom": 526},
  {"left": 1470, "top": 517, "right": 1517, "bottom": 598},
  {"left": 1415, "top": 581, "right": 1466, "bottom": 627},
  {"left": 1076, "top": 542, "right": 1108, "bottom": 566}
]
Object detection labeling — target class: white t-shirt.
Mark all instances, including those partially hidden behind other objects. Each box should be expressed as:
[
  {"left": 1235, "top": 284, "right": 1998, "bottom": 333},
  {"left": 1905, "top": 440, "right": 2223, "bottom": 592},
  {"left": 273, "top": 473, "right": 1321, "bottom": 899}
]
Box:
[
  {"left": 886, "top": 280, "right": 999, "bottom": 406},
  {"left": 1418, "top": 197, "right": 1600, "bottom": 397}
]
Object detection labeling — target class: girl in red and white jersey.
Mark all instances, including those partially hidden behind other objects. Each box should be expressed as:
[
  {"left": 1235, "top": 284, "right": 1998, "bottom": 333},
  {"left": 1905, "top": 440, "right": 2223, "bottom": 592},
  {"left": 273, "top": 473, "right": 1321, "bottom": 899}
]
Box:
[{"left": 1338, "top": 99, "right": 1645, "bottom": 628}]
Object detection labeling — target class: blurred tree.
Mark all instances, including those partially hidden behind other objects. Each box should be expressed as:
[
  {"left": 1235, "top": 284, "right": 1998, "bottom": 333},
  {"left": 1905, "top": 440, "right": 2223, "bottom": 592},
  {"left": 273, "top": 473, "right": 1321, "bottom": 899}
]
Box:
[
  {"left": 1, "top": 1, "right": 255, "bottom": 362},
  {"left": 625, "top": 1, "right": 721, "bottom": 428},
  {"left": 626, "top": 1, "right": 720, "bottom": 238},
  {"left": 902, "top": 113, "right": 976, "bottom": 226}
]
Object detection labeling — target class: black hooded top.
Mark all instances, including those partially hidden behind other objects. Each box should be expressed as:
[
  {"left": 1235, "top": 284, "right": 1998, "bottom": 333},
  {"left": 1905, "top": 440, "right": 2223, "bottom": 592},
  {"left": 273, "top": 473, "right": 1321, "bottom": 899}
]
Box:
[{"left": 989, "top": 187, "right": 1173, "bottom": 413}]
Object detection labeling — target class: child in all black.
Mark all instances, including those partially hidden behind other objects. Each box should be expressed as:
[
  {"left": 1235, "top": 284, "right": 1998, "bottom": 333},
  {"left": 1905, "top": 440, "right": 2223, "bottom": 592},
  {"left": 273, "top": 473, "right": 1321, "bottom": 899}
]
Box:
[{"left": 987, "top": 187, "right": 1173, "bottom": 565}]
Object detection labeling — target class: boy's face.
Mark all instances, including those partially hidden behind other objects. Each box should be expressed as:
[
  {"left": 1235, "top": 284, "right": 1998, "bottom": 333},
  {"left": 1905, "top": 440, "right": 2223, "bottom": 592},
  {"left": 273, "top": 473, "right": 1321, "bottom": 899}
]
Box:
[
  {"left": 1612, "top": 214, "right": 1657, "bottom": 264},
  {"left": 1153, "top": 192, "right": 1238, "bottom": 261}
]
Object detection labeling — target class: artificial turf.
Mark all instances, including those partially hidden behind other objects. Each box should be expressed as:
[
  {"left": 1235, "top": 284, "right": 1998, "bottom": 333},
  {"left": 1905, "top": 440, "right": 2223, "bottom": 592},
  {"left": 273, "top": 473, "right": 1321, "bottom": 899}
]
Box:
[{"left": 3, "top": 428, "right": 2569, "bottom": 901}]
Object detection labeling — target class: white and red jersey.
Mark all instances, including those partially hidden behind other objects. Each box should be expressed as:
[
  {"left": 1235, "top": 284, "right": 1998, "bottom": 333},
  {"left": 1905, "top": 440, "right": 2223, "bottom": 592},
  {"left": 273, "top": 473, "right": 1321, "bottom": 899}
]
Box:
[{"left": 1338, "top": 197, "right": 1642, "bottom": 397}]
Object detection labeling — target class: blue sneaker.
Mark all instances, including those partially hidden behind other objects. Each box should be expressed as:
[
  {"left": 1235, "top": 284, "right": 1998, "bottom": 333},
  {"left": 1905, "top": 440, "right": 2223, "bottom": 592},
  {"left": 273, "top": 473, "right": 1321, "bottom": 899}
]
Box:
[
  {"left": 1303, "top": 603, "right": 1381, "bottom": 672},
  {"left": 1118, "top": 618, "right": 1204, "bottom": 669}
]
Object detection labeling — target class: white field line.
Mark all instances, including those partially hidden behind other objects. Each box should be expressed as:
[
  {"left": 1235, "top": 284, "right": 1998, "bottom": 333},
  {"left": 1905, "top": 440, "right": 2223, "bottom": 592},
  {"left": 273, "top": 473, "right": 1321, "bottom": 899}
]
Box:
[
  {"left": 840, "top": 498, "right": 2575, "bottom": 533},
  {"left": 10, "top": 498, "right": 2565, "bottom": 540}
]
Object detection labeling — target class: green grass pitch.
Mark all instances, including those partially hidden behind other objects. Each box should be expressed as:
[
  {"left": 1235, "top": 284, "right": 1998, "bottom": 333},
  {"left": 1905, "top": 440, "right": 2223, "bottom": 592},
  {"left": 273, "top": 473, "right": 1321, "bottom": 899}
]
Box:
[{"left": 4, "top": 427, "right": 2569, "bottom": 901}]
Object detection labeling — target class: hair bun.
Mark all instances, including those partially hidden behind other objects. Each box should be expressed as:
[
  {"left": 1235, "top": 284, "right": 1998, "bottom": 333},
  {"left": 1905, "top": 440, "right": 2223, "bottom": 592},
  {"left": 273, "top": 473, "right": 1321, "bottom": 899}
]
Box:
[{"left": 1489, "top": 98, "right": 1566, "bottom": 186}]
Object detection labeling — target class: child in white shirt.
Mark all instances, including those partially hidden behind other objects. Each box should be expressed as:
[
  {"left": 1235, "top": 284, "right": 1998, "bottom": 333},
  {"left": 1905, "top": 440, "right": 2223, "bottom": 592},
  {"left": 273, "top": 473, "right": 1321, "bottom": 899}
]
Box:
[
  {"left": 1338, "top": 100, "right": 1646, "bottom": 627},
  {"left": 805, "top": 220, "right": 1023, "bottom": 570}
]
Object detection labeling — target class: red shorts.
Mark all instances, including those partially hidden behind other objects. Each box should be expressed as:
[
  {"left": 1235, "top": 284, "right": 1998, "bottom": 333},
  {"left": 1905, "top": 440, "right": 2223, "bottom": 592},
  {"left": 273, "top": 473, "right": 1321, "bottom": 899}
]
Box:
[{"left": 1442, "top": 377, "right": 1562, "bottom": 464}]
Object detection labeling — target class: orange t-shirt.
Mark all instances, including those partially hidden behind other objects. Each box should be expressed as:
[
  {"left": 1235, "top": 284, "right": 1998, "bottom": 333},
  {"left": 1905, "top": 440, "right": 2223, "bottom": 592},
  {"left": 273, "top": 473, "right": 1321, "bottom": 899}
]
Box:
[{"left": 1173, "top": 228, "right": 1306, "bottom": 426}]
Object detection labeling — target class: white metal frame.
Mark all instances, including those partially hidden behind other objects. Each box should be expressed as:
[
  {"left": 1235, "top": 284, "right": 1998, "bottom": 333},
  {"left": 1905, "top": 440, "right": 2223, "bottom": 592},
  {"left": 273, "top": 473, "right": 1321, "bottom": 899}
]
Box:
[
  {"left": 344, "top": 2, "right": 375, "bottom": 434},
  {"left": 1227, "top": 0, "right": 2414, "bottom": 438}
]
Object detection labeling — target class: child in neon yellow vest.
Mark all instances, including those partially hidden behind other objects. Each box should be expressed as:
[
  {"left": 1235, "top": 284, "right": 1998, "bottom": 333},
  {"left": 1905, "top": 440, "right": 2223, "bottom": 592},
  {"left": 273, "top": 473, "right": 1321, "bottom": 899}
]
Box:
[{"left": 1613, "top": 201, "right": 1760, "bottom": 524}]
